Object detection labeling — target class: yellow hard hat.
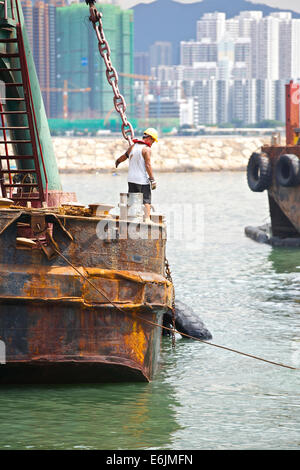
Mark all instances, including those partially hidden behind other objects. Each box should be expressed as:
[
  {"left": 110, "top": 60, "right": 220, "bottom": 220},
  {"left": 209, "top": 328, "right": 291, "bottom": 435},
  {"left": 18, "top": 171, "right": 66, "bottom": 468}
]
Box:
[{"left": 144, "top": 127, "right": 158, "bottom": 142}]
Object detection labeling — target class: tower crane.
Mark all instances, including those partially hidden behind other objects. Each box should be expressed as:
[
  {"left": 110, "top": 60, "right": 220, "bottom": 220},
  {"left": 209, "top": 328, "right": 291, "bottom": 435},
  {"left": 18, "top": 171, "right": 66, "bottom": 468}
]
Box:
[
  {"left": 41, "top": 80, "right": 91, "bottom": 119},
  {"left": 118, "top": 72, "right": 156, "bottom": 125}
]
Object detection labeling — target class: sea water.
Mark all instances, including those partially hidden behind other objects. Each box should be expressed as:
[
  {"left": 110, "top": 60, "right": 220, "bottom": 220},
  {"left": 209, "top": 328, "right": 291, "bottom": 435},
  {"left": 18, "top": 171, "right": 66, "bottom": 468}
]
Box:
[{"left": 0, "top": 171, "right": 299, "bottom": 450}]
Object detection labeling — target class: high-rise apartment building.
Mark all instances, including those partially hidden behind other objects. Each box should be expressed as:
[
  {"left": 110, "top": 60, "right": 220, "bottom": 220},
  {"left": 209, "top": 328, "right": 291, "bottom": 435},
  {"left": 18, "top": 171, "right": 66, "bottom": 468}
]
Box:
[
  {"left": 154, "top": 66, "right": 177, "bottom": 81},
  {"left": 187, "top": 63, "right": 218, "bottom": 81},
  {"left": 275, "top": 79, "right": 287, "bottom": 122},
  {"left": 149, "top": 42, "right": 172, "bottom": 69},
  {"left": 33, "top": 1, "right": 57, "bottom": 118},
  {"left": 134, "top": 52, "right": 150, "bottom": 75},
  {"left": 256, "top": 16, "right": 279, "bottom": 80},
  {"left": 199, "top": 40, "right": 218, "bottom": 62},
  {"left": 236, "top": 12, "right": 263, "bottom": 79},
  {"left": 180, "top": 40, "right": 217, "bottom": 66},
  {"left": 231, "top": 63, "right": 248, "bottom": 80},
  {"left": 256, "top": 79, "right": 276, "bottom": 121},
  {"left": 234, "top": 38, "right": 250, "bottom": 65},
  {"left": 21, "top": 0, "right": 33, "bottom": 52},
  {"left": 194, "top": 79, "right": 217, "bottom": 124},
  {"left": 225, "top": 18, "right": 239, "bottom": 39},
  {"left": 180, "top": 41, "right": 194, "bottom": 67},
  {"left": 231, "top": 79, "right": 257, "bottom": 124},
  {"left": 276, "top": 15, "right": 300, "bottom": 80},
  {"left": 196, "top": 12, "right": 226, "bottom": 42},
  {"left": 237, "top": 10, "right": 263, "bottom": 38},
  {"left": 21, "top": 0, "right": 60, "bottom": 118},
  {"left": 216, "top": 79, "right": 232, "bottom": 124}
]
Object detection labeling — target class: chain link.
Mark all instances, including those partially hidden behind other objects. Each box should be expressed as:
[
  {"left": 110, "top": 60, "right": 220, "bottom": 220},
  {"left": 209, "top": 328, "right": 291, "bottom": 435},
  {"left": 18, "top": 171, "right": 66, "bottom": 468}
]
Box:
[
  {"left": 87, "top": 2, "right": 134, "bottom": 145},
  {"left": 165, "top": 258, "right": 176, "bottom": 348}
]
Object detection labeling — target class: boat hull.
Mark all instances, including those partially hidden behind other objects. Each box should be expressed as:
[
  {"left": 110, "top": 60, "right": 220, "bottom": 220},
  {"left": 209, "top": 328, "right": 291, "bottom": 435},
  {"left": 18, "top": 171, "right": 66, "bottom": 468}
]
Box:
[
  {"left": 0, "top": 302, "right": 164, "bottom": 384},
  {"left": 265, "top": 145, "right": 300, "bottom": 236},
  {"left": 0, "top": 209, "right": 172, "bottom": 383}
]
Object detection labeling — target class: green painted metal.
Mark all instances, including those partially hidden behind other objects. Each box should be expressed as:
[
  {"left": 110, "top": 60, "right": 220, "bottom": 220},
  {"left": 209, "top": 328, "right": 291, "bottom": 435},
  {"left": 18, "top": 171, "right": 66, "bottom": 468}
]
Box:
[{"left": 0, "top": 0, "right": 61, "bottom": 191}]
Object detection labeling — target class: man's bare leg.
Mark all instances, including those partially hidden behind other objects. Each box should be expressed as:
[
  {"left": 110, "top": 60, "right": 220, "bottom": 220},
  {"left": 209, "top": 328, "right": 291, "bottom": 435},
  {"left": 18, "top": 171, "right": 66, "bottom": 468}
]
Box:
[{"left": 144, "top": 203, "right": 151, "bottom": 221}]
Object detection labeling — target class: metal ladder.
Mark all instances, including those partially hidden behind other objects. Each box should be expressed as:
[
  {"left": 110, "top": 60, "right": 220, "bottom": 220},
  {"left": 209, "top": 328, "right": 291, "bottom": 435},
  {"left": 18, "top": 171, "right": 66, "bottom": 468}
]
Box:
[{"left": 0, "top": 3, "right": 47, "bottom": 205}]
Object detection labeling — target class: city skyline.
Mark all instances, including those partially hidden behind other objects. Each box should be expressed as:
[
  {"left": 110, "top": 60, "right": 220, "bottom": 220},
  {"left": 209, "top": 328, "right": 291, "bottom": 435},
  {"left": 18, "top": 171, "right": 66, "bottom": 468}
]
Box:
[
  {"left": 141, "top": 9, "right": 300, "bottom": 126},
  {"left": 20, "top": 1, "right": 300, "bottom": 127},
  {"left": 118, "top": 0, "right": 300, "bottom": 13}
]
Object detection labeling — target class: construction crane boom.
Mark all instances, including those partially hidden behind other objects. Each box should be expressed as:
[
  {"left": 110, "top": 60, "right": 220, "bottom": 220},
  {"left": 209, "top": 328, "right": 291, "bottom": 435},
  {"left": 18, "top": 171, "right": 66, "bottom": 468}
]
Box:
[
  {"left": 119, "top": 72, "right": 156, "bottom": 124},
  {"left": 41, "top": 80, "right": 91, "bottom": 119}
]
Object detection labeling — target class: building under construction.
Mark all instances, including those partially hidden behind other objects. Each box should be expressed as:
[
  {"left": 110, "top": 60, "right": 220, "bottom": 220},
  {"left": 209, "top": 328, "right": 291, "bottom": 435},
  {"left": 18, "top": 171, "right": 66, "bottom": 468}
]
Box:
[
  {"left": 20, "top": 1, "right": 134, "bottom": 120},
  {"left": 56, "top": 2, "right": 134, "bottom": 120}
]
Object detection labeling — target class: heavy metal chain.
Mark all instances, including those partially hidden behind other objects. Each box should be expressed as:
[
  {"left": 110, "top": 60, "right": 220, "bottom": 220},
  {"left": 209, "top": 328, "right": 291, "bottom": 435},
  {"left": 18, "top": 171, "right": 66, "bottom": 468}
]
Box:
[
  {"left": 86, "top": 0, "right": 134, "bottom": 145},
  {"left": 165, "top": 258, "right": 176, "bottom": 348}
]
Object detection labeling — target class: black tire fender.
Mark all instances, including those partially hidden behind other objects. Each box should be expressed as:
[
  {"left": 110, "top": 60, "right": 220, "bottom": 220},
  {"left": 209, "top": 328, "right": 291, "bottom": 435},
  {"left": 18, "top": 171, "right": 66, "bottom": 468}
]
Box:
[
  {"left": 275, "top": 154, "right": 300, "bottom": 187},
  {"left": 163, "top": 300, "right": 212, "bottom": 340},
  {"left": 247, "top": 152, "right": 272, "bottom": 192}
]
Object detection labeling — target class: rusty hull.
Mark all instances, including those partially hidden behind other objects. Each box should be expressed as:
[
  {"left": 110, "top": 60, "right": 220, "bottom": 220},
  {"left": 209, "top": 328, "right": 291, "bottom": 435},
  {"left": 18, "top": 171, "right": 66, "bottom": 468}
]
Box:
[
  {"left": 262, "top": 145, "right": 300, "bottom": 236},
  {"left": 0, "top": 209, "right": 173, "bottom": 383}
]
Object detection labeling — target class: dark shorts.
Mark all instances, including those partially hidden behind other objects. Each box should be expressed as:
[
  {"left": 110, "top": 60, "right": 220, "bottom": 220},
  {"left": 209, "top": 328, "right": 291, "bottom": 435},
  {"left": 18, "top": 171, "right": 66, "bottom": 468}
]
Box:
[{"left": 128, "top": 182, "right": 151, "bottom": 204}]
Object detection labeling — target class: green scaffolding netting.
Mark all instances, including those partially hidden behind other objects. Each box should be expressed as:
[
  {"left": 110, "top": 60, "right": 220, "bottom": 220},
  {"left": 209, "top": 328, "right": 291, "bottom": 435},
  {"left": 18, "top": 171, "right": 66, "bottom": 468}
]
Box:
[{"left": 56, "top": 2, "right": 134, "bottom": 119}]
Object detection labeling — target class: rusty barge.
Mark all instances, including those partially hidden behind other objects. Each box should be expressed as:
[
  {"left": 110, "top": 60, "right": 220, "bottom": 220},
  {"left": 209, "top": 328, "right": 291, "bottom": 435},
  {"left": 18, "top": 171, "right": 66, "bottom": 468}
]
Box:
[
  {"left": 246, "top": 80, "right": 300, "bottom": 246},
  {"left": 0, "top": 1, "right": 173, "bottom": 383}
]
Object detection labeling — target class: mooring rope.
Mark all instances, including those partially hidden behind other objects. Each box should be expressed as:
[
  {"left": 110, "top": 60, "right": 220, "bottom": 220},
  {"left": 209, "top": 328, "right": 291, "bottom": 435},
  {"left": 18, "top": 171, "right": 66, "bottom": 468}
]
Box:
[{"left": 53, "top": 247, "right": 298, "bottom": 371}]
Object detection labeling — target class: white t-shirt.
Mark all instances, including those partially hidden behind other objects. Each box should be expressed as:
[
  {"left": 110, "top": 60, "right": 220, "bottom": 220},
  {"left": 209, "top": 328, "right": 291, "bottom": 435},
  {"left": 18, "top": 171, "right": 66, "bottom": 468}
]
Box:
[{"left": 127, "top": 143, "right": 149, "bottom": 185}]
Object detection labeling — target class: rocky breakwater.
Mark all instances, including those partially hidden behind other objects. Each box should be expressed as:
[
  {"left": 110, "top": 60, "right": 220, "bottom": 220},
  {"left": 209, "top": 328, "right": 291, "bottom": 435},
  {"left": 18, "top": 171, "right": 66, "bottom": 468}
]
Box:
[{"left": 53, "top": 136, "right": 272, "bottom": 173}]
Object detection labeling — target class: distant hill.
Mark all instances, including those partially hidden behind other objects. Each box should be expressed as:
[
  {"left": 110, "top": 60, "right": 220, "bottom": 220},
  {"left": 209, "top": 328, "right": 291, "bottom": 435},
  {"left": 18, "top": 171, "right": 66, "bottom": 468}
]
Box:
[{"left": 133, "top": 0, "right": 300, "bottom": 63}]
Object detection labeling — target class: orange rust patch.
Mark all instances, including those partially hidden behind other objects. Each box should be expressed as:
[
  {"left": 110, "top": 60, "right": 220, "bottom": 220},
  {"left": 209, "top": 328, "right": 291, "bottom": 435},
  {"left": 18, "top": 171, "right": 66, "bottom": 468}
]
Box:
[
  {"left": 124, "top": 319, "right": 146, "bottom": 365},
  {"left": 23, "top": 273, "right": 61, "bottom": 299}
]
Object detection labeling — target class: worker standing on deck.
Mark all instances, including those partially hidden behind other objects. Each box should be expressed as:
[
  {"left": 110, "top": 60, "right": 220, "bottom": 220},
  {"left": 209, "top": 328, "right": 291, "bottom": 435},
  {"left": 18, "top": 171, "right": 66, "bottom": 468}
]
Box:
[{"left": 115, "top": 128, "right": 158, "bottom": 222}]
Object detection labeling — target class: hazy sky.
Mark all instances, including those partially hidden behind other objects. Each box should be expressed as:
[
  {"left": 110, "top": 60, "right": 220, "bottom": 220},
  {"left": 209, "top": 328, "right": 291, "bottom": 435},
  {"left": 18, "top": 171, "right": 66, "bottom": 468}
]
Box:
[{"left": 118, "top": 0, "right": 300, "bottom": 13}]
